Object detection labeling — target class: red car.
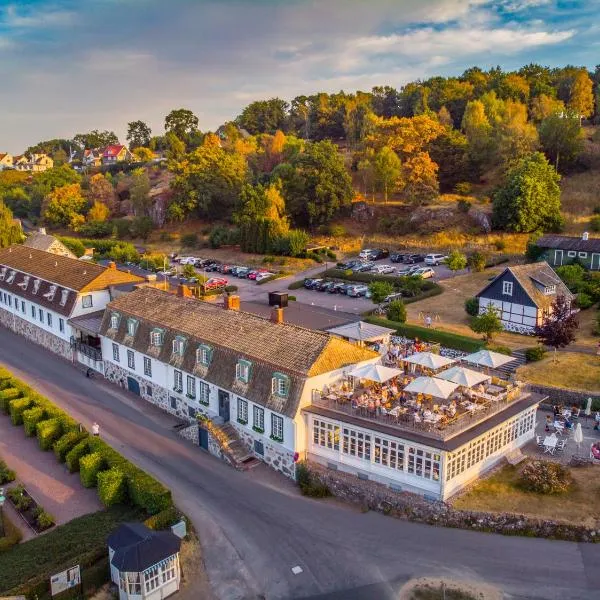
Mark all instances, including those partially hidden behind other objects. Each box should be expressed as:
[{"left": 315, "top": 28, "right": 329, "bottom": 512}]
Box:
[
  {"left": 247, "top": 269, "right": 268, "bottom": 280},
  {"left": 204, "top": 277, "right": 228, "bottom": 290}
]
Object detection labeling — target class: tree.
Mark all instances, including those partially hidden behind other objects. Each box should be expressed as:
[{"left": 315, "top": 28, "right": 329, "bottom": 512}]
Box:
[
  {"left": 467, "top": 251, "right": 486, "bottom": 272},
  {"left": 0, "top": 201, "right": 23, "bottom": 248},
  {"left": 182, "top": 263, "right": 197, "bottom": 279},
  {"left": 236, "top": 98, "right": 289, "bottom": 135},
  {"left": 129, "top": 169, "right": 152, "bottom": 216},
  {"left": 445, "top": 250, "right": 467, "bottom": 271},
  {"left": 470, "top": 305, "right": 503, "bottom": 342},
  {"left": 126, "top": 120, "right": 152, "bottom": 150},
  {"left": 373, "top": 146, "right": 401, "bottom": 202},
  {"left": 368, "top": 281, "right": 394, "bottom": 305},
  {"left": 29, "top": 164, "right": 81, "bottom": 217},
  {"left": 164, "top": 108, "right": 199, "bottom": 139},
  {"left": 567, "top": 71, "right": 594, "bottom": 121},
  {"left": 73, "top": 130, "right": 119, "bottom": 150},
  {"left": 132, "top": 147, "right": 155, "bottom": 162},
  {"left": 87, "top": 201, "right": 109, "bottom": 222},
  {"left": 87, "top": 173, "right": 116, "bottom": 213},
  {"left": 386, "top": 299, "right": 407, "bottom": 323},
  {"left": 539, "top": 113, "right": 584, "bottom": 172},
  {"left": 461, "top": 100, "right": 493, "bottom": 171},
  {"left": 1, "top": 187, "right": 31, "bottom": 218},
  {"left": 428, "top": 129, "right": 471, "bottom": 192},
  {"left": 535, "top": 295, "right": 578, "bottom": 361},
  {"left": 437, "top": 106, "right": 453, "bottom": 128},
  {"left": 42, "top": 183, "right": 87, "bottom": 229},
  {"left": 530, "top": 94, "right": 565, "bottom": 122},
  {"left": 130, "top": 216, "right": 154, "bottom": 241},
  {"left": 493, "top": 100, "right": 538, "bottom": 165},
  {"left": 492, "top": 152, "right": 563, "bottom": 233},
  {"left": 402, "top": 152, "right": 439, "bottom": 203}
]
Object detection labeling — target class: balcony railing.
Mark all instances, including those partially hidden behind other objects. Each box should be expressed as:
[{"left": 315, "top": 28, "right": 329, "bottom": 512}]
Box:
[{"left": 73, "top": 340, "right": 102, "bottom": 362}]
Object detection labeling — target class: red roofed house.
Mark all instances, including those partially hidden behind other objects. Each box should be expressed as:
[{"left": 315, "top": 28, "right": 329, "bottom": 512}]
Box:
[
  {"left": 83, "top": 149, "right": 103, "bottom": 167},
  {"left": 102, "top": 145, "right": 133, "bottom": 165}
]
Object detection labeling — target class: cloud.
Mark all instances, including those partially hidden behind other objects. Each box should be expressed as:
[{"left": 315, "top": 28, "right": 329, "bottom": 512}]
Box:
[{"left": 0, "top": 3, "right": 75, "bottom": 29}]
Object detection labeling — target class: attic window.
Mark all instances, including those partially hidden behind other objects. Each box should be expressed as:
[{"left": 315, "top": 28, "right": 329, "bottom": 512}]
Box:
[
  {"left": 110, "top": 312, "right": 120, "bottom": 330},
  {"left": 150, "top": 328, "right": 164, "bottom": 347},
  {"left": 45, "top": 285, "right": 57, "bottom": 301},
  {"left": 271, "top": 373, "right": 290, "bottom": 397},
  {"left": 6, "top": 270, "right": 16, "bottom": 284},
  {"left": 502, "top": 281, "right": 513, "bottom": 296},
  {"left": 126, "top": 318, "right": 138, "bottom": 337},
  {"left": 196, "top": 344, "right": 212, "bottom": 366},
  {"left": 32, "top": 279, "right": 41, "bottom": 294},
  {"left": 59, "top": 289, "right": 69, "bottom": 306},
  {"left": 172, "top": 336, "right": 186, "bottom": 355},
  {"left": 544, "top": 285, "right": 556, "bottom": 295},
  {"left": 0, "top": 267, "right": 6, "bottom": 280},
  {"left": 236, "top": 359, "right": 252, "bottom": 384},
  {"left": 18, "top": 275, "right": 30, "bottom": 290}
]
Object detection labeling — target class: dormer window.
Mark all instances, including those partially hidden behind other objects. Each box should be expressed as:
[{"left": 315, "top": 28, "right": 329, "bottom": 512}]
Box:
[
  {"left": 18, "top": 275, "right": 30, "bottom": 290},
  {"left": 544, "top": 285, "right": 556, "bottom": 295},
  {"left": 0, "top": 267, "right": 6, "bottom": 280},
  {"left": 32, "top": 279, "right": 41, "bottom": 294},
  {"left": 59, "top": 289, "right": 69, "bottom": 306},
  {"left": 150, "top": 328, "right": 164, "bottom": 347},
  {"left": 126, "top": 318, "right": 138, "bottom": 337},
  {"left": 45, "top": 285, "right": 57, "bottom": 300},
  {"left": 6, "top": 270, "right": 16, "bottom": 284},
  {"left": 236, "top": 359, "right": 252, "bottom": 384},
  {"left": 110, "top": 312, "right": 120, "bottom": 330},
  {"left": 196, "top": 344, "right": 213, "bottom": 366},
  {"left": 502, "top": 281, "right": 513, "bottom": 296},
  {"left": 271, "top": 373, "right": 290, "bottom": 397},
  {"left": 172, "top": 336, "right": 186, "bottom": 355}
]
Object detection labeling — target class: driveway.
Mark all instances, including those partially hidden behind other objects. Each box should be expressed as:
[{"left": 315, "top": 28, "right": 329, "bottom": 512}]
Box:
[{"left": 1, "top": 330, "right": 599, "bottom": 599}]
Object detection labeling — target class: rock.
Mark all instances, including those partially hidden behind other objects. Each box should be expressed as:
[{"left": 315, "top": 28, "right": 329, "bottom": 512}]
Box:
[{"left": 467, "top": 208, "right": 492, "bottom": 233}]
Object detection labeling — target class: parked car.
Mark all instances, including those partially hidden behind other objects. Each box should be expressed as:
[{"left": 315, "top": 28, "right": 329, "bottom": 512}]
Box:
[
  {"left": 347, "top": 284, "right": 369, "bottom": 297},
  {"left": 370, "top": 248, "right": 390, "bottom": 260},
  {"left": 304, "top": 278, "right": 322, "bottom": 289},
  {"left": 383, "top": 292, "right": 404, "bottom": 304},
  {"left": 328, "top": 282, "right": 347, "bottom": 294},
  {"left": 397, "top": 265, "right": 421, "bottom": 276},
  {"left": 205, "top": 277, "right": 228, "bottom": 290},
  {"left": 359, "top": 248, "right": 374, "bottom": 259},
  {"left": 255, "top": 272, "right": 274, "bottom": 282},
  {"left": 403, "top": 253, "right": 425, "bottom": 264},
  {"left": 371, "top": 264, "right": 396, "bottom": 275},
  {"left": 318, "top": 281, "right": 336, "bottom": 292},
  {"left": 424, "top": 253, "right": 448, "bottom": 266},
  {"left": 353, "top": 261, "right": 375, "bottom": 272},
  {"left": 390, "top": 253, "right": 405, "bottom": 263},
  {"left": 413, "top": 267, "right": 435, "bottom": 279}
]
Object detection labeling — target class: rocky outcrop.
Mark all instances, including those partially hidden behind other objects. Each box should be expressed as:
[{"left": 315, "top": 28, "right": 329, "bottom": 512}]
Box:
[{"left": 467, "top": 208, "right": 492, "bottom": 233}]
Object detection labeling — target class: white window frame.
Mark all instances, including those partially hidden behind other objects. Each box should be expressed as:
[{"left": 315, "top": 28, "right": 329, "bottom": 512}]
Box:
[
  {"left": 253, "top": 405, "right": 264, "bottom": 432},
  {"left": 150, "top": 329, "right": 163, "bottom": 346},
  {"left": 198, "top": 382, "right": 210, "bottom": 405},
  {"left": 127, "top": 349, "right": 135, "bottom": 370},
  {"left": 237, "top": 397, "right": 248, "bottom": 424},
  {"left": 143, "top": 356, "right": 152, "bottom": 377},
  {"left": 567, "top": 251, "right": 577, "bottom": 258},
  {"left": 196, "top": 345, "right": 212, "bottom": 366},
  {"left": 578, "top": 252, "right": 588, "bottom": 258},
  {"left": 126, "top": 318, "right": 137, "bottom": 337},
  {"left": 271, "top": 374, "right": 289, "bottom": 397},
  {"left": 59, "top": 289, "right": 69, "bottom": 306},
  {"left": 236, "top": 359, "right": 251, "bottom": 383},
  {"left": 112, "top": 343, "right": 120, "bottom": 362},
  {"left": 6, "top": 270, "right": 15, "bottom": 283},
  {"left": 173, "top": 369, "right": 183, "bottom": 393},
  {"left": 172, "top": 337, "right": 186, "bottom": 355},
  {"left": 270, "top": 414, "right": 284, "bottom": 442},
  {"left": 144, "top": 566, "right": 160, "bottom": 593},
  {"left": 32, "top": 279, "right": 40, "bottom": 294},
  {"left": 502, "top": 281, "right": 513, "bottom": 296},
  {"left": 38, "top": 308, "right": 43, "bottom": 322},
  {"left": 186, "top": 375, "right": 196, "bottom": 399},
  {"left": 81, "top": 294, "right": 93, "bottom": 308},
  {"left": 110, "top": 313, "right": 120, "bottom": 329}
]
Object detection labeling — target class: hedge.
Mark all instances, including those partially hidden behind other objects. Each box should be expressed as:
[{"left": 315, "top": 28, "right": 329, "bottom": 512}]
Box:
[
  {"left": 54, "top": 430, "right": 88, "bottom": 462},
  {"left": 98, "top": 467, "right": 128, "bottom": 507},
  {"left": 37, "top": 418, "right": 64, "bottom": 451},
  {"left": 9, "top": 397, "right": 32, "bottom": 425},
  {"left": 0, "top": 511, "right": 23, "bottom": 553},
  {"left": 80, "top": 452, "right": 105, "bottom": 488},
  {"left": 144, "top": 506, "right": 181, "bottom": 531},
  {"left": 365, "top": 316, "right": 485, "bottom": 352},
  {"left": 66, "top": 438, "right": 91, "bottom": 473},
  {"left": 22, "top": 406, "right": 46, "bottom": 436},
  {"left": 403, "top": 285, "right": 444, "bottom": 305},
  {"left": 0, "top": 388, "right": 22, "bottom": 414}
]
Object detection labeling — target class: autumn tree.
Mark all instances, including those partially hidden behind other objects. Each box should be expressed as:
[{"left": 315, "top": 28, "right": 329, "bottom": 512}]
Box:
[
  {"left": 29, "top": 164, "right": 81, "bottom": 217},
  {"left": 128, "top": 169, "right": 152, "bottom": 217},
  {"left": 87, "top": 173, "right": 116, "bottom": 213},
  {"left": 165, "top": 108, "right": 199, "bottom": 139},
  {"left": 356, "top": 148, "right": 376, "bottom": 199},
  {"left": 236, "top": 98, "right": 289, "bottom": 135},
  {"left": 461, "top": 100, "right": 493, "bottom": 171},
  {"left": 87, "top": 201, "right": 110, "bottom": 222},
  {"left": 493, "top": 100, "right": 539, "bottom": 164},
  {"left": 530, "top": 94, "right": 565, "bottom": 122},
  {"left": 535, "top": 295, "right": 578, "bottom": 361},
  {"left": 445, "top": 250, "right": 467, "bottom": 271},
  {"left": 133, "top": 147, "right": 155, "bottom": 162},
  {"left": 0, "top": 201, "right": 23, "bottom": 248},
  {"left": 402, "top": 152, "right": 439, "bottom": 204},
  {"left": 539, "top": 113, "right": 584, "bottom": 171},
  {"left": 567, "top": 70, "right": 594, "bottom": 121},
  {"left": 373, "top": 146, "right": 401, "bottom": 202},
  {"left": 126, "top": 120, "right": 152, "bottom": 150},
  {"left": 42, "top": 183, "right": 87, "bottom": 229}
]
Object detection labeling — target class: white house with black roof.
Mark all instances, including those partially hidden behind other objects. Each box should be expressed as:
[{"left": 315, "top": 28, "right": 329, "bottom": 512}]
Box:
[{"left": 476, "top": 262, "right": 573, "bottom": 334}]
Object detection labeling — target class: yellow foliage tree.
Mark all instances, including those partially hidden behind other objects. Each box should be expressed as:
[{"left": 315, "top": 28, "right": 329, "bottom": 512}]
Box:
[
  {"left": 42, "top": 183, "right": 87, "bottom": 228},
  {"left": 88, "top": 200, "right": 110, "bottom": 222},
  {"left": 402, "top": 152, "right": 439, "bottom": 204},
  {"left": 530, "top": 94, "right": 565, "bottom": 122},
  {"left": 133, "top": 147, "right": 155, "bottom": 162},
  {"left": 367, "top": 114, "right": 444, "bottom": 157},
  {"left": 568, "top": 71, "right": 594, "bottom": 119}
]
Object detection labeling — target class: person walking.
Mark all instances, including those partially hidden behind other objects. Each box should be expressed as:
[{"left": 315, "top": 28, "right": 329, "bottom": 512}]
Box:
[{"left": 92, "top": 422, "right": 100, "bottom": 437}]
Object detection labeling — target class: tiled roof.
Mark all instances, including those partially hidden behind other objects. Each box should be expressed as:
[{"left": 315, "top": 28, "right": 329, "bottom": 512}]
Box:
[
  {"left": 103, "top": 145, "right": 125, "bottom": 157},
  {"left": 536, "top": 234, "right": 600, "bottom": 253},
  {"left": 0, "top": 245, "right": 143, "bottom": 292},
  {"left": 23, "top": 232, "right": 75, "bottom": 257},
  {"left": 100, "top": 287, "right": 377, "bottom": 417},
  {"left": 506, "top": 262, "right": 572, "bottom": 310}
]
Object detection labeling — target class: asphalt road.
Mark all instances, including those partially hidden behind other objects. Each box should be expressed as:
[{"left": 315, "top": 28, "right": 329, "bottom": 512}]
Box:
[{"left": 2, "top": 330, "right": 599, "bottom": 600}]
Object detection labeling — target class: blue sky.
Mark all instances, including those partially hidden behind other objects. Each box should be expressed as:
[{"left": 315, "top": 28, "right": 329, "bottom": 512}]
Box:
[{"left": 1, "top": 0, "right": 599, "bottom": 152}]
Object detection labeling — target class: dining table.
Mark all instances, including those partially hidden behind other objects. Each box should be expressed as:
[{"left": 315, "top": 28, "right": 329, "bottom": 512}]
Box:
[{"left": 543, "top": 435, "right": 558, "bottom": 454}]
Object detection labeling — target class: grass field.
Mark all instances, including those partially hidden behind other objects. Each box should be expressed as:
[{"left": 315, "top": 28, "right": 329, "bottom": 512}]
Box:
[
  {"left": 452, "top": 463, "right": 600, "bottom": 528},
  {"left": 516, "top": 353, "right": 600, "bottom": 392}
]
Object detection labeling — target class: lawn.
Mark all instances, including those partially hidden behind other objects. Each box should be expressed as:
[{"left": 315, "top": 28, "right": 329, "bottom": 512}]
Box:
[
  {"left": 452, "top": 463, "right": 600, "bottom": 528},
  {"left": 516, "top": 353, "right": 600, "bottom": 392}
]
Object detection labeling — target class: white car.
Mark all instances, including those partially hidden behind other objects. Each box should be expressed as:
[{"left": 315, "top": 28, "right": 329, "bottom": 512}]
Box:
[
  {"left": 359, "top": 248, "right": 374, "bottom": 259},
  {"left": 413, "top": 267, "right": 435, "bottom": 279},
  {"left": 255, "top": 272, "right": 274, "bottom": 282},
  {"left": 371, "top": 264, "right": 395, "bottom": 274},
  {"left": 424, "top": 253, "right": 448, "bottom": 266}
]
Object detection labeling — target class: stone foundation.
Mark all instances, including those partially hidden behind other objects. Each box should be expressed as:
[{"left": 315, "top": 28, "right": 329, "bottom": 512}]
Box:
[
  {"left": 502, "top": 321, "right": 535, "bottom": 335},
  {"left": 527, "top": 383, "right": 600, "bottom": 407},
  {"left": 178, "top": 423, "right": 199, "bottom": 445},
  {"left": 0, "top": 308, "right": 72, "bottom": 360}
]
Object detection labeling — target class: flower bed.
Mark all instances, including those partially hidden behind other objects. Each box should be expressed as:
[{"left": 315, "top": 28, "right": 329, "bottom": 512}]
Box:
[{"left": 7, "top": 484, "right": 55, "bottom": 534}]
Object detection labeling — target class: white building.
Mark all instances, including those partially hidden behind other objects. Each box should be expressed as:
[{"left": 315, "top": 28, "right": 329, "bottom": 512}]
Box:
[{"left": 0, "top": 245, "right": 143, "bottom": 367}]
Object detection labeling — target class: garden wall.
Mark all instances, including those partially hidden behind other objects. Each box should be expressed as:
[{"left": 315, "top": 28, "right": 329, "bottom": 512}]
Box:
[{"left": 526, "top": 384, "right": 600, "bottom": 410}]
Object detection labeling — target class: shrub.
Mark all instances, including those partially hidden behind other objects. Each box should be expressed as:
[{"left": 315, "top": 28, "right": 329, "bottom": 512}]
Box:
[
  {"left": 464, "top": 297, "right": 480, "bottom": 316},
  {"left": 556, "top": 264, "right": 585, "bottom": 291},
  {"left": 112, "top": 218, "right": 132, "bottom": 239},
  {"left": 288, "top": 295, "right": 296, "bottom": 301},
  {"left": 208, "top": 226, "right": 238, "bottom": 248},
  {"left": 54, "top": 431, "right": 88, "bottom": 462},
  {"left": 454, "top": 182, "right": 472, "bottom": 195},
  {"left": 144, "top": 506, "right": 181, "bottom": 530},
  {"left": 126, "top": 469, "right": 172, "bottom": 515},
  {"left": 0, "top": 459, "right": 16, "bottom": 484},
  {"left": 525, "top": 346, "right": 546, "bottom": 362},
  {"left": 181, "top": 233, "right": 198, "bottom": 247},
  {"left": 457, "top": 199, "right": 471, "bottom": 213},
  {"left": 296, "top": 463, "right": 330, "bottom": 498},
  {"left": 0, "top": 388, "right": 23, "bottom": 413},
  {"left": 328, "top": 224, "right": 347, "bottom": 237},
  {"left": 79, "top": 452, "right": 105, "bottom": 488},
  {"left": 386, "top": 300, "right": 407, "bottom": 323},
  {"left": 22, "top": 406, "right": 45, "bottom": 437},
  {"left": 467, "top": 252, "right": 486, "bottom": 272},
  {"left": 520, "top": 460, "right": 572, "bottom": 494},
  {"left": 494, "top": 239, "right": 506, "bottom": 251},
  {"left": 97, "top": 467, "right": 128, "bottom": 507},
  {"left": 35, "top": 510, "right": 55, "bottom": 531},
  {"left": 445, "top": 250, "right": 467, "bottom": 271},
  {"left": 57, "top": 236, "right": 86, "bottom": 257},
  {"left": 590, "top": 215, "right": 600, "bottom": 232},
  {"left": 576, "top": 292, "right": 594, "bottom": 309},
  {"left": 9, "top": 397, "right": 32, "bottom": 425},
  {"left": 486, "top": 345, "right": 512, "bottom": 356},
  {"left": 36, "top": 418, "right": 63, "bottom": 451},
  {"left": 79, "top": 221, "right": 113, "bottom": 238},
  {"left": 66, "top": 439, "right": 90, "bottom": 472},
  {"left": 159, "top": 231, "right": 175, "bottom": 242},
  {"left": 8, "top": 485, "right": 32, "bottom": 511}
]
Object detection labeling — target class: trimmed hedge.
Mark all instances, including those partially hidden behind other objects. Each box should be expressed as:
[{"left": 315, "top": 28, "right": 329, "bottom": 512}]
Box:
[
  {"left": 9, "top": 397, "right": 32, "bottom": 425},
  {"left": 80, "top": 452, "right": 105, "bottom": 488},
  {"left": 144, "top": 506, "right": 180, "bottom": 530},
  {"left": 66, "top": 439, "right": 91, "bottom": 473},
  {"left": 54, "top": 430, "right": 88, "bottom": 462},
  {"left": 365, "top": 316, "right": 485, "bottom": 352},
  {"left": 37, "top": 418, "right": 63, "bottom": 450},
  {"left": 98, "top": 467, "right": 128, "bottom": 507},
  {"left": 0, "top": 511, "right": 23, "bottom": 553},
  {"left": 0, "top": 388, "right": 22, "bottom": 414},
  {"left": 22, "top": 406, "right": 45, "bottom": 436}
]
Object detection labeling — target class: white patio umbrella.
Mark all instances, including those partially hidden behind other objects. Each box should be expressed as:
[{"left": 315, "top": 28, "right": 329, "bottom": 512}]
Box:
[
  {"left": 574, "top": 422, "right": 583, "bottom": 455},
  {"left": 403, "top": 352, "right": 456, "bottom": 370},
  {"left": 585, "top": 397, "right": 593, "bottom": 427},
  {"left": 404, "top": 376, "right": 459, "bottom": 400},
  {"left": 461, "top": 349, "right": 515, "bottom": 369},
  {"left": 348, "top": 363, "right": 403, "bottom": 383},
  {"left": 437, "top": 366, "right": 491, "bottom": 388}
]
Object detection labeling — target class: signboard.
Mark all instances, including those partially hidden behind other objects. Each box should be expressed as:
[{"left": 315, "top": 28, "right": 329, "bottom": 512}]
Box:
[{"left": 50, "top": 565, "right": 80, "bottom": 596}]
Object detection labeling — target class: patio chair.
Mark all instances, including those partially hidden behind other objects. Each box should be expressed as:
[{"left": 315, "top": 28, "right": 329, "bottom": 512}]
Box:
[
  {"left": 556, "top": 439, "right": 566, "bottom": 452},
  {"left": 571, "top": 408, "right": 581, "bottom": 420},
  {"left": 536, "top": 435, "right": 543, "bottom": 447}
]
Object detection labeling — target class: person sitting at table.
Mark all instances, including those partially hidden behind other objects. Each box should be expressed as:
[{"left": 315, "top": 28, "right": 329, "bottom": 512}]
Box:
[
  {"left": 591, "top": 442, "right": 600, "bottom": 460},
  {"left": 423, "top": 408, "right": 433, "bottom": 419},
  {"left": 545, "top": 415, "right": 552, "bottom": 432},
  {"left": 553, "top": 404, "right": 561, "bottom": 417},
  {"left": 448, "top": 403, "right": 457, "bottom": 417},
  {"left": 564, "top": 415, "right": 573, "bottom": 430}
]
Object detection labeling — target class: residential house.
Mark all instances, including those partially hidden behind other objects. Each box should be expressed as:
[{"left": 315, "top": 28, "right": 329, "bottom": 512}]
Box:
[
  {"left": 23, "top": 229, "right": 77, "bottom": 259},
  {"left": 98, "top": 286, "right": 379, "bottom": 477},
  {"left": 83, "top": 149, "right": 103, "bottom": 167},
  {"left": 0, "top": 153, "right": 13, "bottom": 169},
  {"left": 476, "top": 262, "right": 573, "bottom": 334},
  {"left": 535, "top": 232, "right": 600, "bottom": 271},
  {"left": 12, "top": 155, "right": 29, "bottom": 170},
  {"left": 0, "top": 245, "right": 143, "bottom": 367},
  {"left": 102, "top": 145, "right": 133, "bottom": 165},
  {"left": 12, "top": 153, "right": 53, "bottom": 172},
  {"left": 108, "top": 523, "right": 181, "bottom": 600}
]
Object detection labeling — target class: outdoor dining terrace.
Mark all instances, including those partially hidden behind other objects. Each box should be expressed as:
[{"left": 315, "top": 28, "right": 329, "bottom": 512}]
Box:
[{"left": 311, "top": 350, "right": 525, "bottom": 441}]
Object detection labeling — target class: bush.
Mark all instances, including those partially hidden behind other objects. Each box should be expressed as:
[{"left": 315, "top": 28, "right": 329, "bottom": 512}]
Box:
[
  {"left": 97, "top": 467, "right": 128, "bottom": 507},
  {"left": 208, "top": 226, "right": 238, "bottom": 248},
  {"left": 590, "top": 215, "right": 600, "bottom": 232},
  {"left": 525, "top": 346, "right": 546, "bottom": 362},
  {"left": 80, "top": 452, "right": 105, "bottom": 488},
  {"left": 520, "top": 460, "right": 572, "bottom": 494},
  {"left": 79, "top": 221, "right": 113, "bottom": 238},
  {"left": 126, "top": 469, "right": 172, "bottom": 515},
  {"left": 525, "top": 232, "right": 544, "bottom": 261},
  {"left": 576, "top": 292, "right": 594, "bottom": 309},
  {"left": 129, "top": 216, "right": 153, "bottom": 240},
  {"left": 464, "top": 297, "right": 480, "bottom": 316},
  {"left": 57, "top": 236, "right": 86, "bottom": 257},
  {"left": 22, "top": 406, "right": 45, "bottom": 436},
  {"left": 66, "top": 439, "right": 90, "bottom": 472},
  {"left": 486, "top": 345, "right": 512, "bottom": 356},
  {"left": 36, "top": 418, "right": 63, "bottom": 451},
  {"left": 181, "top": 233, "right": 198, "bottom": 247},
  {"left": 0, "top": 459, "right": 16, "bottom": 484},
  {"left": 54, "top": 430, "right": 88, "bottom": 462},
  {"left": 556, "top": 264, "right": 585, "bottom": 291},
  {"left": 454, "top": 182, "right": 472, "bottom": 195},
  {"left": 296, "top": 463, "right": 330, "bottom": 498},
  {"left": 467, "top": 252, "right": 486, "bottom": 272},
  {"left": 0, "top": 511, "right": 22, "bottom": 553},
  {"left": 445, "top": 250, "right": 467, "bottom": 271},
  {"left": 8, "top": 485, "right": 32, "bottom": 511},
  {"left": 144, "top": 506, "right": 180, "bottom": 530},
  {"left": 386, "top": 300, "right": 407, "bottom": 323},
  {"left": 457, "top": 199, "right": 471, "bottom": 213},
  {"left": 328, "top": 224, "right": 347, "bottom": 237},
  {"left": 494, "top": 239, "right": 506, "bottom": 251},
  {"left": 112, "top": 218, "right": 132, "bottom": 239},
  {"left": 35, "top": 510, "right": 55, "bottom": 531},
  {"left": 9, "top": 397, "right": 32, "bottom": 425}
]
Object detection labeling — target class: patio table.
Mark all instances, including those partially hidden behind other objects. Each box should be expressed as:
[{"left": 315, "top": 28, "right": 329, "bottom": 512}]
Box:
[
  {"left": 543, "top": 435, "right": 558, "bottom": 454},
  {"left": 553, "top": 421, "right": 565, "bottom": 435},
  {"left": 486, "top": 385, "right": 504, "bottom": 395}
]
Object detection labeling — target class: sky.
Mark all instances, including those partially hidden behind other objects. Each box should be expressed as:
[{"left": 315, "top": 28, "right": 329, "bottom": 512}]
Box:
[{"left": 0, "top": 0, "right": 599, "bottom": 153}]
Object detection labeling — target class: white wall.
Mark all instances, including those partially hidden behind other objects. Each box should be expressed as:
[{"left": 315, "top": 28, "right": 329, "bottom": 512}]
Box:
[{"left": 70, "top": 289, "right": 111, "bottom": 317}]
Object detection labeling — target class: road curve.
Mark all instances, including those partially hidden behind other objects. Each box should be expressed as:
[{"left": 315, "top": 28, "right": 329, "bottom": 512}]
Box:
[{"left": 0, "top": 327, "right": 598, "bottom": 600}]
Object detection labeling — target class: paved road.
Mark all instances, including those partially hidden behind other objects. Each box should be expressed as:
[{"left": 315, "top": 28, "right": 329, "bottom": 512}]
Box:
[{"left": 1, "top": 330, "right": 599, "bottom": 600}]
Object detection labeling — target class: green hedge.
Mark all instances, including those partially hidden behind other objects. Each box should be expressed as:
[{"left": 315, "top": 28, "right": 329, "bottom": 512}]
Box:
[
  {"left": 97, "top": 467, "right": 128, "bottom": 507},
  {"left": 144, "top": 506, "right": 180, "bottom": 530},
  {"left": 0, "top": 511, "right": 23, "bottom": 554},
  {"left": 37, "top": 418, "right": 63, "bottom": 451},
  {"left": 22, "top": 406, "right": 46, "bottom": 436},
  {"left": 54, "top": 430, "right": 88, "bottom": 463},
  {"left": 9, "top": 397, "right": 32, "bottom": 425},
  {"left": 66, "top": 439, "right": 90, "bottom": 472},
  {"left": 80, "top": 452, "right": 105, "bottom": 488},
  {"left": 403, "top": 285, "right": 444, "bottom": 305},
  {"left": 365, "top": 317, "right": 485, "bottom": 352},
  {"left": 287, "top": 279, "right": 306, "bottom": 290},
  {"left": 0, "top": 388, "right": 22, "bottom": 414}
]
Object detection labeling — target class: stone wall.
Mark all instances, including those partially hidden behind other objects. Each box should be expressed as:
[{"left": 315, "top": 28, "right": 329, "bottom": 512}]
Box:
[
  {"left": 178, "top": 423, "right": 199, "bottom": 445},
  {"left": 0, "top": 308, "right": 72, "bottom": 361},
  {"left": 303, "top": 461, "right": 600, "bottom": 543},
  {"left": 526, "top": 383, "right": 600, "bottom": 407}
]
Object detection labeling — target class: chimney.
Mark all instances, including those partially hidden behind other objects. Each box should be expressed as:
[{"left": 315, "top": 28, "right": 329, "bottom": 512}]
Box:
[
  {"left": 108, "top": 261, "right": 116, "bottom": 270},
  {"left": 583, "top": 231, "right": 589, "bottom": 241},
  {"left": 38, "top": 227, "right": 46, "bottom": 235},
  {"left": 224, "top": 294, "right": 240, "bottom": 311},
  {"left": 270, "top": 307, "right": 284, "bottom": 324},
  {"left": 177, "top": 284, "right": 193, "bottom": 298}
]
